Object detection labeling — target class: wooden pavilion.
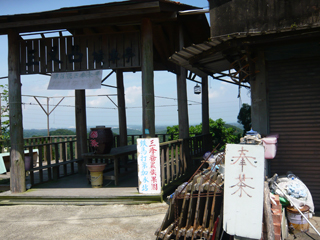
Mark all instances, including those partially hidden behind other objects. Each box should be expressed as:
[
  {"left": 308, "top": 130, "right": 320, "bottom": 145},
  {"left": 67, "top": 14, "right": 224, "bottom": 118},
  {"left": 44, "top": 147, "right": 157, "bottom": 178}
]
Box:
[{"left": 0, "top": 0, "right": 210, "bottom": 192}]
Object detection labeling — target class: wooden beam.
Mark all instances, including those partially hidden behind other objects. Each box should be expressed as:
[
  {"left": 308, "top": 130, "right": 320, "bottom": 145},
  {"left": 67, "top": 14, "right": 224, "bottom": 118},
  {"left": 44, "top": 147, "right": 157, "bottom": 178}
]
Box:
[
  {"left": 0, "top": 2, "right": 161, "bottom": 30},
  {"left": 141, "top": 18, "right": 155, "bottom": 137},
  {"left": 116, "top": 70, "right": 128, "bottom": 146},
  {"left": 8, "top": 29, "right": 25, "bottom": 192},
  {"left": 75, "top": 89, "right": 88, "bottom": 174}
]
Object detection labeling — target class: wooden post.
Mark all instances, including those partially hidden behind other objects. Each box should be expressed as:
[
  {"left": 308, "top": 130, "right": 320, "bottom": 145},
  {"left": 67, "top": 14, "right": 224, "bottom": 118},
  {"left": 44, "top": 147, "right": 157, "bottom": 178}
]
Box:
[
  {"left": 251, "top": 50, "right": 268, "bottom": 135},
  {"left": 177, "top": 69, "right": 189, "bottom": 139},
  {"left": 116, "top": 70, "right": 127, "bottom": 146},
  {"left": 8, "top": 29, "right": 26, "bottom": 192},
  {"left": 75, "top": 89, "right": 88, "bottom": 174},
  {"left": 263, "top": 181, "right": 275, "bottom": 240},
  {"left": 202, "top": 76, "right": 209, "bottom": 135},
  {"left": 176, "top": 24, "right": 190, "bottom": 167},
  {"left": 201, "top": 75, "right": 210, "bottom": 151},
  {"left": 141, "top": 18, "right": 155, "bottom": 138},
  {"left": 177, "top": 25, "right": 189, "bottom": 139}
]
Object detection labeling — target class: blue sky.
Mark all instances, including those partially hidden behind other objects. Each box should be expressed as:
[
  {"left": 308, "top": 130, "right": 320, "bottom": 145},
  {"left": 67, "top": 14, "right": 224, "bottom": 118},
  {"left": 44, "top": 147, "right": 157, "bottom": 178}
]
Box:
[{"left": 0, "top": 0, "right": 251, "bottom": 130}]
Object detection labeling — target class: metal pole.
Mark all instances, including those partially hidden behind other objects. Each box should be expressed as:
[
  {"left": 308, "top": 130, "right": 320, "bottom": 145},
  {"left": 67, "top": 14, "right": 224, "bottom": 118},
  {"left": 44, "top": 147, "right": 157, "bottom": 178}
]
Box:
[{"left": 47, "top": 97, "right": 49, "bottom": 137}]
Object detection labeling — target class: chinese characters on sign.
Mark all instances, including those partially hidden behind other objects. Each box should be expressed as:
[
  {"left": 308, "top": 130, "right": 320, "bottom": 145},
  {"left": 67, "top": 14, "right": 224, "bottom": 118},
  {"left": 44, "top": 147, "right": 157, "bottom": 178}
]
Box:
[
  {"left": 89, "top": 131, "right": 99, "bottom": 148},
  {"left": 137, "top": 138, "right": 161, "bottom": 194},
  {"left": 230, "top": 147, "right": 257, "bottom": 197},
  {"left": 223, "top": 144, "right": 264, "bottom": 239},
  {"left": 48, "top": 70, "right": 102, "bottom": 90}
]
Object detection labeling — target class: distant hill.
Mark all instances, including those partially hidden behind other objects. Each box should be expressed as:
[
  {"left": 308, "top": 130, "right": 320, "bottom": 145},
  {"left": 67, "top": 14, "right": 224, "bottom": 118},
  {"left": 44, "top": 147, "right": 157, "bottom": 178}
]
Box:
[
  {"left": 23, "top": 123, "right": 243, "bottom": 138},
  {"left": 227, "top": 122, "right": 243, "bottom": 130},
  {"left": 24, "top": 128, "right": 76, "bottom": 138},
  {"left": 225, "top": 123, "right": 243, "bottom": 135}
]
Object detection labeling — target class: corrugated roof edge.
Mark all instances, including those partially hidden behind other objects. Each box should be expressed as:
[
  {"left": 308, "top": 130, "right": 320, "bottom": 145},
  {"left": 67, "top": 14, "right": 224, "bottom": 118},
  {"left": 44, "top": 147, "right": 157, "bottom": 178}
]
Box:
[
  {"left": 0, "top": 0, "right": 200, "bottom": 18},
  {"left": 209, "top": 22, "right": 320, "bottom": 42}
]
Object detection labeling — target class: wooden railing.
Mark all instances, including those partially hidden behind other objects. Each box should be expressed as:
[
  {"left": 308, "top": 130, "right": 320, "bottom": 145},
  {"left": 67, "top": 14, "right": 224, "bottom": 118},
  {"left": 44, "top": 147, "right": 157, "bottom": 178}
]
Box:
[
  {"left": 24, "top": 138, "right": 78, "bottom": 186},
  {"left": 159, "top": 134, "right": 212, "bottom": 188},
  {"left": 113, "top": 133, "right": 178, "bottom": 147},
  {"left": 160, "top": 139, "right": 185, "bottom": 187},
  {"left": 18, "top": 133, "right": 211, "bottom": 186}
]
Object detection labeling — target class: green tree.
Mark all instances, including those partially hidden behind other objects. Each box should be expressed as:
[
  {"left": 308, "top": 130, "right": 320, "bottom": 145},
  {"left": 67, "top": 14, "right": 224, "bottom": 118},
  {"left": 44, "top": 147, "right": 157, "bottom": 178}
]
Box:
[
  {"left": 50, "top": 129, "right": 76, "bottom": 136},
  {"left": 237, "top": 103, "right": 251, "bottom": 133},
  {"left": 0, "top": 84, "right": 9, "bottom": 150},
  {"left": 166, "top": 118, "right": 241, "bottom": 150},
  {"left": 208, "top": 118, "right": 240, "bottom": 150},
  {"left": 166, "top": 125, "right": 180, "bottom": 140}
]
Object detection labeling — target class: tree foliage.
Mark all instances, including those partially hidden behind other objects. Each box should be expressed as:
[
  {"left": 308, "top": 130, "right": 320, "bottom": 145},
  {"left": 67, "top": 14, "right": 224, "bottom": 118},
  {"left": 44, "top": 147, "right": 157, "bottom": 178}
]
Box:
[
  {"left": 237, "top": 103, "right": 251, "bottom": 133},
  {"left": 166, "top": 118, "right": 241, "bottom": 150},
  {"left": 166, "top": 125, "right": 180, "bottom": 140},
  {"left": 50, "top": 129, "right": 76, "bottom": 136},
  {"left": 208, "top": 118, "right": 240, "bottom": 149}
]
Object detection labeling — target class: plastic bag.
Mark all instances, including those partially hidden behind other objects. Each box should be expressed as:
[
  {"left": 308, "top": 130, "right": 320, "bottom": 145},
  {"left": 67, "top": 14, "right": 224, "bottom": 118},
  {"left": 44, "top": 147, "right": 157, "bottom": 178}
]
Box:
[{"left": 276, "top": 173, "right": 314, "bottom": 214}]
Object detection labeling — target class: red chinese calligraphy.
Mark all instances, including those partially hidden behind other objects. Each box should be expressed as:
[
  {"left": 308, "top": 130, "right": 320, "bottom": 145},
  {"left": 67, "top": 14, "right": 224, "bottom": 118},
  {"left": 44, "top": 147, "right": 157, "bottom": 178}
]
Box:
[{"left": 90, "top": 131, "right": 98, "bottom": 138}]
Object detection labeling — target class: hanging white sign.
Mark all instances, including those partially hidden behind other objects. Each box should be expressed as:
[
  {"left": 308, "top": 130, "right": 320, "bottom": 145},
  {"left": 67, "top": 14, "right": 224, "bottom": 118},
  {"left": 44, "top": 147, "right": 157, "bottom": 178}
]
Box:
[
  {"left": 48, "top": 70, "right": 102, "bottom": 90},
  {"left": 137, "top": 138, "right": 161, "bottom": 194},
  {"left": 223, "top": 144, "right": 265, "bottom": 239}
]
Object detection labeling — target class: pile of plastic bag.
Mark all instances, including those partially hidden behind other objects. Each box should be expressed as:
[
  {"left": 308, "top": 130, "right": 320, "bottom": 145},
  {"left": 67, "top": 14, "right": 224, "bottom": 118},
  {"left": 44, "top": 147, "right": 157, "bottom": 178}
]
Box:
[{"left": 273, "top": 173, "right": 314, "bottom": 216}]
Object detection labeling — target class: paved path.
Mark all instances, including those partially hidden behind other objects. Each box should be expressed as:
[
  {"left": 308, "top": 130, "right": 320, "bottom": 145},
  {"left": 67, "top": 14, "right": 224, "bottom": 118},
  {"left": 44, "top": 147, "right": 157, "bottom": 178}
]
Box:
[{"left": 0, "top": 203, "right": 168, "bottom": 240}]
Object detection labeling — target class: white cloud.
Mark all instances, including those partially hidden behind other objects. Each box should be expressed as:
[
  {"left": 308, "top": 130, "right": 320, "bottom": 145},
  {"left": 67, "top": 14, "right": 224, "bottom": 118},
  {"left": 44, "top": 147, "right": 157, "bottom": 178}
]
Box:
[
  {"left": 125, "top": 86, "right": 141, "bottom": 104},
  {"left": 209, "top": 85, "right": 226, "bottom": 99}
]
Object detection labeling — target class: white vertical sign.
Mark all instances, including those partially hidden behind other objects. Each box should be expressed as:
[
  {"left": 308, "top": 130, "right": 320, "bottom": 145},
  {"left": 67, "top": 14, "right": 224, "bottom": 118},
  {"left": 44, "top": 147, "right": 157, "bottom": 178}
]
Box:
[
  {"left": 223, "top": 144, "right": 265, "bottom": 239},
  {"left": 137, "top": 138, "right": 161, "bottom": 194}
]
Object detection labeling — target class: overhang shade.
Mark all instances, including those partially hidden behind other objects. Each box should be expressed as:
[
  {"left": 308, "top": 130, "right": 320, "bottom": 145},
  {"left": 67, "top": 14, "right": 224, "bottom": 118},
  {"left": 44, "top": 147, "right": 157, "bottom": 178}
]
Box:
[
  {"left": 169, "top": 24, "right": 320, "bottom": 86},
  {"left": 169, "top": 42, "right": 231, "bottom": 78}
]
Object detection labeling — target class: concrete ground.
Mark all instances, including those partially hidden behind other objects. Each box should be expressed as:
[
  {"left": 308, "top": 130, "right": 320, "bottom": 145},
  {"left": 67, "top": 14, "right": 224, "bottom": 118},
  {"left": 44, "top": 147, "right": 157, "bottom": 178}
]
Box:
[
  {"left": 285, "top": 215, "right": 320, "bottom": 240},
  {"left": 0, "top": 204, "right": 319, "bottom": 239},
  {"left": 0, "top": 203, "right": 168, "bottom": 240}
]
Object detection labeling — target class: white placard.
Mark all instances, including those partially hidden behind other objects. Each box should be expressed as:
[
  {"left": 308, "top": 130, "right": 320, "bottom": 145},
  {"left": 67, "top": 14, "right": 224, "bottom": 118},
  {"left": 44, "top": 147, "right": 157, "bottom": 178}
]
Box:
[
  {"left": 137, "top": 138, "right": 161, "bottom": 194},
  {"left": 48, "top": 70, "right": 102, "bottom": 90},
  {"left": 223, "top": 144, "right": 265, "bottom": 239}
]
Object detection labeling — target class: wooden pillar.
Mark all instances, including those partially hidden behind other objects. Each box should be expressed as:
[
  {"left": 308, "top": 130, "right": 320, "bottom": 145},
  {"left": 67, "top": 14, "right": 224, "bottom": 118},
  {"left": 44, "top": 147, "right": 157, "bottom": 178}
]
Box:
[
  {"left": 177, "top": 25, "right": 189, "bottom": 139},
  {"left": 202, "top": 76, "right": 209, "bottom": 135},
  {"left": 8, "top": 29, "right": 26, "bottom": 192},
  {"left": 141, "top": 18, "right": 155, "bottom": 138},
  {"left": 75, "top": 89, "right": 88, "bottom": 174},
  {"left": 201, "top": 75, "right": 210, "bottom": 151},
  {"left": 116, "top": 70, "right": 127, "bottom": 146},
  {"left": 251, "top": 50, "right": 268, "bottom": 135}
]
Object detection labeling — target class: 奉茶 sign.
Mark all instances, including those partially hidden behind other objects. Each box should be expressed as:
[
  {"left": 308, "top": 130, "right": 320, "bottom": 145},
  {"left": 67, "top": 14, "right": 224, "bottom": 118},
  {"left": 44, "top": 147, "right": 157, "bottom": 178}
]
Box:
[
  {"left": 223, "top": 144, "right": 264, "bottom": 239},
  {"left": 137, "top": 138, "right": 161, "bottom": 194}
]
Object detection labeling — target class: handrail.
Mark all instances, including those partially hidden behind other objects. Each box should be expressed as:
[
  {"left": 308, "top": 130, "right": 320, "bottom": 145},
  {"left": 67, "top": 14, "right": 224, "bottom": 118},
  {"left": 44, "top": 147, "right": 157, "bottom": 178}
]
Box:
[
  {"left": 159, "top": 139, "right": 183, "bottom": 146},
  {"left": 18, "top": 133, "right": 212, "bottom": 188}
]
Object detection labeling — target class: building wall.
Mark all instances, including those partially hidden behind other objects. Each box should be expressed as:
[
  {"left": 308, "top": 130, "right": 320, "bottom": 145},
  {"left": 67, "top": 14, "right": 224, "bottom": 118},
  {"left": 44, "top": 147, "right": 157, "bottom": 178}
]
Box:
[
  {"left": 266, "top": 43, "right": 320, "bottom": 210},
  {"left": 208, "top": 0, "right": 320, "bottom": 37}
]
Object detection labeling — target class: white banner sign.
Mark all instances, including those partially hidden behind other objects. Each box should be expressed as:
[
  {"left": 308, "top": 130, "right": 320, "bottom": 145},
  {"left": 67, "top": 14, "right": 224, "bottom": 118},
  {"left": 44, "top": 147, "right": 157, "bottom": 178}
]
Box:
[
  {"left": 137, "top": 138, "right": 161, "bottom": 194},
  {"left": 223, "top": 144, "right": 265, "bottom": 239},
  {"left": 48, "top": 70, "right": 102, "bottom": 90}
]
